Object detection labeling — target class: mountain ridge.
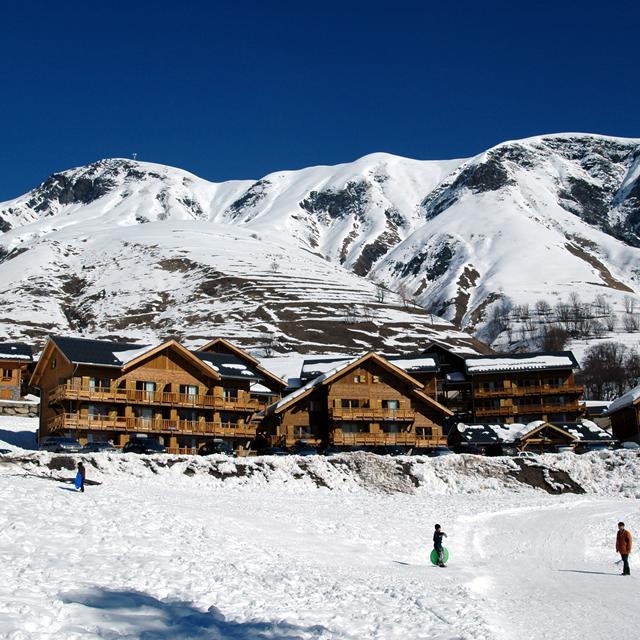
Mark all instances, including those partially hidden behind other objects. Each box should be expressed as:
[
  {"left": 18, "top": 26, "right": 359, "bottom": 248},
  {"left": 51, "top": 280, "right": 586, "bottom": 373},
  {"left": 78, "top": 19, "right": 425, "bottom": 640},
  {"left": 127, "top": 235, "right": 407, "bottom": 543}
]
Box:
[{"left": 1, "top": 132, "right": 639, "bottom": 358}]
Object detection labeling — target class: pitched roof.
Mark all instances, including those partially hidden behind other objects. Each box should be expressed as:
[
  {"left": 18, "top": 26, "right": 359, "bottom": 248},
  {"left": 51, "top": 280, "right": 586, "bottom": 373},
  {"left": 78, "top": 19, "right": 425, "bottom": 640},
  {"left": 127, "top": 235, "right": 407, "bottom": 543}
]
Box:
[
  {"left": 195, "top": 351, "right": 262, "bottom": 381},
  {"left": 197, "top": 338, "right": 286, "bottom": 388},
  {"left": 453, "top": 419, "right": 611, "bottom": 445},
  {"left": 300, "top": 353, "right": 438, "bottom": 384},
  {"left": 0, "top": 342, "right": 33, "bottom": 362},
  {"left": 265, "top": 352, "right": 452, "bottom": 417},
  {"left": 606, "top": 385, "right": 640, "bottom": 414},
  {"left": 51, "top": 335, "right": 144, "bottom": 367},
  {"left": 465, "top": 351, "right": 579, "bottom": 375}
]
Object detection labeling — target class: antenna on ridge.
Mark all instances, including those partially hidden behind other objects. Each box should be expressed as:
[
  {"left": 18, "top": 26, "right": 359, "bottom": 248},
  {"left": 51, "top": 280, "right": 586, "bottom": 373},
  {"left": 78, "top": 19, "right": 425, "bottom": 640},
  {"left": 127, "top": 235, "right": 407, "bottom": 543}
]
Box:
[{"left": 132, "top": 152, "right": 138, "bottom": 160}]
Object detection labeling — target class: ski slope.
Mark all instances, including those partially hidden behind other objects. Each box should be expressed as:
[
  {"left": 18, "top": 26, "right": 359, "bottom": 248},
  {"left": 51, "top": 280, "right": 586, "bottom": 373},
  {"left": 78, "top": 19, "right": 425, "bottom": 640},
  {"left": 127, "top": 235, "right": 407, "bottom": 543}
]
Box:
[{"left": 1, "top": 419, "right": 638, "bottom": 639}]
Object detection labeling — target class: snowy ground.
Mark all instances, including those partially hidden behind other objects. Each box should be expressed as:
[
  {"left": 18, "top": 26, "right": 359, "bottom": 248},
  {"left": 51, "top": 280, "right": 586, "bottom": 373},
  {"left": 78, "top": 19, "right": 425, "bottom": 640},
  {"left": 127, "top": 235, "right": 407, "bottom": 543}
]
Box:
[{"left": 1, "top": 420, "right": 639, "bottom": 639}]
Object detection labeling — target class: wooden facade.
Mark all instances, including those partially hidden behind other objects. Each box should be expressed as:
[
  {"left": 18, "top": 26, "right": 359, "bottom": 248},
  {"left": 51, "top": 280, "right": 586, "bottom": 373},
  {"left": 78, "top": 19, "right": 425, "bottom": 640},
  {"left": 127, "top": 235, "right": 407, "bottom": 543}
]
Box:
[
  {"left": 422, "top": 345, "right": 584, "bottom": 425},
  {"left": 31, "top": 336, "right": 281, "bottom": 454},
  {"left": 607, "top": 394, "right": 640, "bottom": 442},
  {"left": 0, "top": 343, "right": 33, "bottom": 400},
  {"left": 262, "top": 353, "right": 453, "bottom": 449}
]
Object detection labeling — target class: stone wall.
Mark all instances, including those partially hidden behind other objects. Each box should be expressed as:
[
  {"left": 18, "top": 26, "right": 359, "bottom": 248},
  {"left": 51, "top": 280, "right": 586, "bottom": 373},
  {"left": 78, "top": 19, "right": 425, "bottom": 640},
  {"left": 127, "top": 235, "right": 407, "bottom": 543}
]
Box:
[{"left": 0, "top": 402, "right": 39, "bottom": 418}]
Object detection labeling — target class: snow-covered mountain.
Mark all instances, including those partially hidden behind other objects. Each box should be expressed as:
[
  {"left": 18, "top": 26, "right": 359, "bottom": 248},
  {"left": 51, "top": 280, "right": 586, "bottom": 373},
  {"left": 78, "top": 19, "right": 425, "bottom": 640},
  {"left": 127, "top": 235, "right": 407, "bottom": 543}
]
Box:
[{"left": 1, "top": 133, "right": 639, "bottom": 355}]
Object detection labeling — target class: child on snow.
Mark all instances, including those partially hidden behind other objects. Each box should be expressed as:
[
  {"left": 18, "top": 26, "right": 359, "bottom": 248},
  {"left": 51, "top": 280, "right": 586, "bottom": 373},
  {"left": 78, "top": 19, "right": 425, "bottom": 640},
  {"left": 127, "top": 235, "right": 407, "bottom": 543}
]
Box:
[
  {"left": 434, "top": 524, "right": 447, "bottom": 567},
  {"left": 77, "top": 462, "right": 86, "bottom": 493}
]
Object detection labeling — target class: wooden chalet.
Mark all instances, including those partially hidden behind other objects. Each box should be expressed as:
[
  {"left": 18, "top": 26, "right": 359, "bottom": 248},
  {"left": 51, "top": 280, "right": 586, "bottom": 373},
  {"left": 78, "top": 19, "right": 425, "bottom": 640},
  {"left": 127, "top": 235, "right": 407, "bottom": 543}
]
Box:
[
  {"left": 464, "top": 351, "right": 583, "bottom": 424},
  {"left": 448, "top": 419, "right": 612, "bottom": 454},
  {"left": 0, "top": 342, "right": 34, "bottom": 400},
  {"left": 260, "top": 352, "right": 453, "bottom": 449},
  {"left": 31, "top": 336, "right": 282, "bottom": 454},
  {"left": 606, "top": 386, "right": 640, "bottom": 442}
]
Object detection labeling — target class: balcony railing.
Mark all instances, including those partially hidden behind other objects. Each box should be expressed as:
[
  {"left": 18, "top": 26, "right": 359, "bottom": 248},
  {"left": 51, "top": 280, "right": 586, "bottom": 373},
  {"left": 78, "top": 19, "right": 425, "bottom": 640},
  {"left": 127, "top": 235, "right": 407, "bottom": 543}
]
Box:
[
  {"left": 330, "top": 407, "right": 415, "bottom": 421},
  {"left": 473, "top": 384, "right": 583, "bottom": 399},
  {"left": 331, "top": 431, "right": 416, "bottom": 446},
  {"left": 49, "top": 383, "right": 260, "bottom": 412},
  {"left": 47, "top": 413, "right": 257, "bottom": 438},
  {"left": 475, "top": 402, "right": 580, "bottom": 418}
]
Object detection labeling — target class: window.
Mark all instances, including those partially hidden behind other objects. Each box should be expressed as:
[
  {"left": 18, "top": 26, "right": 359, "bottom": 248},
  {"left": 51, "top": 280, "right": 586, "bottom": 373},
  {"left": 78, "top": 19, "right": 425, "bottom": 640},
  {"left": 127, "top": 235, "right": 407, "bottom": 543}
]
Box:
[
  {"left": 180, "top": 384, "right": 198, "bottom": 396},
  {"left": 223, "top": 388, "right": 238, "bottom": 401},
  {"left": 134, "top": 407, "right": 154, "bottom": 424},
  {"left": 341, "top": 399, "right": 360, "bottom": 408},
  {"left": 220, "top": 412, "right": 238, "bottom": 427},
  {"left": 178, "top": 409, "right": 198, "bottom": 422},
  {"left": 416, "top": 427, "right": 433, "bottom": 438},
  {"left": 1, "top": 368, "right": 11, "bottom": 380},
  {"left": 340, "top": 422, "right": 369, "bottom": 433},
  {"left": 51, "top": 358, "right": 57, "bottom": 369},
  {"left": 308, "top": 400, "right": 322, "bottom": 412},
  {"left": 89, "top": 377, "right": 110, "bottom": 391},
  {"left": 354, "top": 375, "right": 363, "bottom": 384},
  {"left": 136, "top": 381, "right": 156, "bottom": 392},
  {"left": 382, "top": 399, "right": 399, "bottom": 410},
  {"left": 372, "top": 375, "right": 380, "bottom": 384},
  {"left": 87, "top": 404, "right": 109, "bottom": 420}
]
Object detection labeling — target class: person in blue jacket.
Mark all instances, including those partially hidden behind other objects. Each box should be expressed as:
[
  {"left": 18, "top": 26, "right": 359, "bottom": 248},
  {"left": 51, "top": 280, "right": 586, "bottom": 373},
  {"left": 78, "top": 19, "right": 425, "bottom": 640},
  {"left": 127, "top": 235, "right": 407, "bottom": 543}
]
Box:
[
  {"left": 76, "top": 461, "right": 86, "bottom": 493},
  {"left": 433, "top": 524, "right": 447, "bottom": 567}
]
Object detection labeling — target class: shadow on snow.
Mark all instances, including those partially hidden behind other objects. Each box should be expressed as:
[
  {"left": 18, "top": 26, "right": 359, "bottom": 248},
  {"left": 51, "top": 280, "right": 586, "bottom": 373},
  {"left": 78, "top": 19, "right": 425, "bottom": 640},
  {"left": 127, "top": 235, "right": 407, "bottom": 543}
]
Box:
[
  {"left": 60, "top": 587, "right": 333, "bottom": 639},
  {"left": 0, "top": 429, "right": 36, "bottom": 450}
]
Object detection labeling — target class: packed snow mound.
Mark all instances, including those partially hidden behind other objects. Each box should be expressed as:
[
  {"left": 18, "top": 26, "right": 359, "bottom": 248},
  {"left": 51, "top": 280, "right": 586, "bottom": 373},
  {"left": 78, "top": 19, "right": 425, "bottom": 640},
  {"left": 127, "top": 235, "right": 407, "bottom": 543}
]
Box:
[{"left": 3, "top": 449, "right": 640, "bottom": 498}]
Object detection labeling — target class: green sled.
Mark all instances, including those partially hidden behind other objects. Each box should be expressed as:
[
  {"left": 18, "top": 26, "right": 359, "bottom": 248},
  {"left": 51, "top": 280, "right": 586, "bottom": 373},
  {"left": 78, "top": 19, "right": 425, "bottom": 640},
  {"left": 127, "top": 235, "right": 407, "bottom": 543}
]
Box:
[{"left": 430, "top": 548, "right": 449, "bottom": 565}]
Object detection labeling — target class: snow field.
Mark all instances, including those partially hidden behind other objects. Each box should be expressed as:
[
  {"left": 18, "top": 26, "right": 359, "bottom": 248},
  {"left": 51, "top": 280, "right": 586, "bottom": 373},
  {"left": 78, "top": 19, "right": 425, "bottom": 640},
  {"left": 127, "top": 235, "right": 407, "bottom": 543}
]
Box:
[{"left": 2, "top": 418, "right": 640, "bottom": 639}]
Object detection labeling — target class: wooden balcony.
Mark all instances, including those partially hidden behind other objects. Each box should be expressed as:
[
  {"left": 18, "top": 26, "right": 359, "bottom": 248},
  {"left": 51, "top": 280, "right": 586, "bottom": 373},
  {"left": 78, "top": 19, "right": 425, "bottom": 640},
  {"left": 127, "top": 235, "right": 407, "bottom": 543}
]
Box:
[
  {"left": 475, "top": 402, "right": 580, "bottom": 418},
  {"left": 331, "top": 431, "right": 416, "bottom": 446},
  {"left": 473, "top": 384, "right": 583, "bottom": 399},
  {"left": 330, "top": 407, "right": 415, "bottom": 421},
  {"left": 49, "top": 383, "right": 260, "bottom": 412},
  {"left": 47, "top": 413, "right": 257, "bottom": 438}
]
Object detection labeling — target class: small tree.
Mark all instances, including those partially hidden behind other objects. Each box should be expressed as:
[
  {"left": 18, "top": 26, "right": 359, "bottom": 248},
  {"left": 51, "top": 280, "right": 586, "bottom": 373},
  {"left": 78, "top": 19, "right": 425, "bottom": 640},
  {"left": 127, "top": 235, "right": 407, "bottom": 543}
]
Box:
[
  {"left": 624, "top": 296, "right": 636, "bottom": 315},
  {"left": 535, "top": 299, "right": 552, "bottom": 318},
  {"left": 539, "top": 325, "right": 570, "bottom": 351},
  {"left": 375, "top": 283, "right": 386, "bottom": 303}
]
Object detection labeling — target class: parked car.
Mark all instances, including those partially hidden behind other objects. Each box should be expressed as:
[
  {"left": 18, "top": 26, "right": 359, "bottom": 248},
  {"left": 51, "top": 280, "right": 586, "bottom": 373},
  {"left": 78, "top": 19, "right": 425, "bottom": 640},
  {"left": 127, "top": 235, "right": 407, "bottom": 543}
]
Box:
[
  {"left": 289, "top": 440, "right": 317, "bottom": 456},
  {"left": 39, "top": 436, "right": 83, "bottom": 453},
  {"left": 257, "top": 447, "right": 289, "bottom": 456},
  {"left": 372, "top": 445, "right": 408, "bottom": 456},
  {"left": 574, "top": 442, "right": 611, "bottom": 455},
  {"left": 122, "top": 439, "right": 167, "bottom": 454},
  {"left": 553, "top": 445, "right": 575, "bottom": 454},
  {"left": 617, "top": 441, "right": 640, "bottom": 451},
  {"left": 82, "top": 442, "right": 117, "bottom": 453},
  {"left": 424, "top": 446, "right": 454, "bottom": 457},
  {"left": 516, "top": 450, "right": 537, "bottom": 459},
  {"left": 198, "top": 439, "right": 235, "bottom": 456}
]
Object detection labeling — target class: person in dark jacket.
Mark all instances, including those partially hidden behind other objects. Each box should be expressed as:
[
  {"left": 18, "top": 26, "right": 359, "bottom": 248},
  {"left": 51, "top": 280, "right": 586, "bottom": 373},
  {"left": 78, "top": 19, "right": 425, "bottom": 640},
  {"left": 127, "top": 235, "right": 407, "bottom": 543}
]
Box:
[
  {"left": 77, "top": 461, "right": 86, "bottom": 493},
  {"left": 616, "top": 522, "right": 632, "bottom": 576},
  {"left": 433, "top": 524, "right": 448, "bottom": 567}
]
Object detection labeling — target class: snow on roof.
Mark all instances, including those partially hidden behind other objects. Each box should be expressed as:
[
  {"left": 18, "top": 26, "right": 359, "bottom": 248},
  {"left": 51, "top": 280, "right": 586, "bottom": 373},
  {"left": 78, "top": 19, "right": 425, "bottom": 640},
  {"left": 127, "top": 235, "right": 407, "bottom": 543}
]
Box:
[
  {"left": 466, "top": 354, "right": 575, "bottom": 374},
  {"left": 267, "top": 356, "right": 361, "bottom": 414},
  {"left": 562, "top": 420, "right": 612, "bottom": 441},
  {"left": 250, "top": 382, "right": 273, "bottom": 394},
  {"left": 386, "top": 356, "right": 437, "bottom": 371},
  {"left": 113, "top": 344, "right": 157, "bottom": 365},
  {"left": 606, "top": 385, "right": 640, "bottom": 414}
]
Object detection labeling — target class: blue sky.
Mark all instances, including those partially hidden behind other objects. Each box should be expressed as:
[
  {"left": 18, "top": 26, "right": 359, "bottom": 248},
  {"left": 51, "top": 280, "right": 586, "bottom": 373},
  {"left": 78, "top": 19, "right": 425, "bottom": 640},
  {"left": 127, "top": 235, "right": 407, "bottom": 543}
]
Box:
[{"left": 0, "top": 0, "right": 638, "bottom": 200}]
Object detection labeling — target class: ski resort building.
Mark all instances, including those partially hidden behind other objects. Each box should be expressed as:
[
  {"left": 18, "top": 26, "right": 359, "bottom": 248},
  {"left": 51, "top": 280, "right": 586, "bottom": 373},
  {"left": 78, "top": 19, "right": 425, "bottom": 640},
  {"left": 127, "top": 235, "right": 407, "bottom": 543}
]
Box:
[
  {"left": 30, "top": 336, "right": 285, "bottom": 453},
  {"left": 605, "top": 385, "right": 640, "bottom": 442},
  {"left": 260, "top": 352, "right": 453, "bottom": 449},
  {"left": 420, "top": 343, "right": 584, "bottom": 425},
  {"left": 447, "top": 419, "right": 613, "bottom": 454},
  {"left": 0, "top": 342, "right": 33, "bottom": 400}
]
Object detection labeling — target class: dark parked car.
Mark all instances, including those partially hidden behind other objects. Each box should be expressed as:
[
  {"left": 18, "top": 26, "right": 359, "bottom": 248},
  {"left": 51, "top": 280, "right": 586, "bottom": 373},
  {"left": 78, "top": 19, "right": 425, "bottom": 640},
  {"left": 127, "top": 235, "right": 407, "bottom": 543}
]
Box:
[
  {"left": 257, "top": 447, "right": 289, "bottom": 456},
  {"left": 198, "top": 440, "right": 235, "bottom": 456},
  {"left": 424, "top": 446, "right": 454, "bottom": 457},
  {"left": 122, "top": 439, "right": 167, "bottom": 454},
  {"left": 372, "top": 445, "right": 408, "bottom": 456},
  {"left": 289, "top": 440, "right": 317, "bottom": 456},
  {"left": 574, "top": 442, "right": 612, "bottom": 455},
  {"left": 615, "top": 441, "right": 640, "bottom": 451},
  {"left": 82, "top": 442, "right": 117, "bottom": 453},
  {"left": 39, "top": 436, "right": 83, "bottom": 453}
]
